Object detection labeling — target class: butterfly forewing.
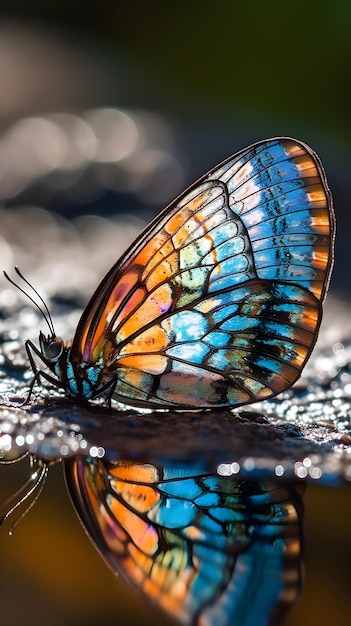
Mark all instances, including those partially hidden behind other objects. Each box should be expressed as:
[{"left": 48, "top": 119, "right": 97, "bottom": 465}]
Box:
[{"left": 69, "top": 137, "right": 334, "bottom": 407}]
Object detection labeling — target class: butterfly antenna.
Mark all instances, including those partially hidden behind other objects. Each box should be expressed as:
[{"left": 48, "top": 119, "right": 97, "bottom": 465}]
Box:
[
  {"left": 0, "top": 460, "right": 48, "bottom": 535},
  {"left": 3, "top": 267, "right": 55, "bottom": 336}
]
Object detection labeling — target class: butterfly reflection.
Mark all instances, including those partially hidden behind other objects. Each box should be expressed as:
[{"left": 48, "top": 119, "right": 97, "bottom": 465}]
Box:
[{"left": 65, "top": 457, "right": 304, "bottom": 626}]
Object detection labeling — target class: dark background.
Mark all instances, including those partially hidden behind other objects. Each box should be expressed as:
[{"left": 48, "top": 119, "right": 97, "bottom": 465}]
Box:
[{"left": 0, "top": 3, "right": 351, "bottom": 625}]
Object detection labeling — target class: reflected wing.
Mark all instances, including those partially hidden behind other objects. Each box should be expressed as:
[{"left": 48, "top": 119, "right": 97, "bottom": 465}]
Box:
[
  {"left": 65, "top": 457, "right": 303, "bottom": 626},
  {"left": 70, "top": 137, "right": 334, "bottom": 407}
]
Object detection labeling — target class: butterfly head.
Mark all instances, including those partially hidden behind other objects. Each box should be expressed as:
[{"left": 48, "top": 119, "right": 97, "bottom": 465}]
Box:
[{"left": 38, "top": 331, "right": 64, "bottom": 364}]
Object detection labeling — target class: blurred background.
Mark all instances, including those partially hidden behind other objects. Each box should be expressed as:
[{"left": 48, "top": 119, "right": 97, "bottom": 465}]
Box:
[{"left": 0, "top": 2, "right": 351, "bottom": 625}]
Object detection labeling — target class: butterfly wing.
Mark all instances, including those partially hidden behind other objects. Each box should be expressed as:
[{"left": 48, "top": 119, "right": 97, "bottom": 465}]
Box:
[
  {"left": 65, "top": 457, "right": 303, "bottom": 626},
  {"left": 70, "top": 137, "right": 334, "bottom": 407}
]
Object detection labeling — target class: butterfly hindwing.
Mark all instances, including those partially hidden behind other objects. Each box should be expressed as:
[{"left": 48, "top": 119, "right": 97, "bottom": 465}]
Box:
[{"left": 69, "top": 138, "right": 334, "bottom": 407}]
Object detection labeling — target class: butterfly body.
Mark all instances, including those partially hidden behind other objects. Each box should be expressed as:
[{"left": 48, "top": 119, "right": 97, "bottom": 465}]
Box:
[{"left": 25, "top": 137, "right": 334, "bottom": 409}]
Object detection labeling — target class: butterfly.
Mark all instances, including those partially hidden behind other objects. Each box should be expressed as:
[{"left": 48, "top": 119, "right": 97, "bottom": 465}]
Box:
[
  {"left": 6, "top": 137, "right": 334, "bottom": 408},
  {"left": 65, "top": 456, "right": 304, "bottom": 626}
]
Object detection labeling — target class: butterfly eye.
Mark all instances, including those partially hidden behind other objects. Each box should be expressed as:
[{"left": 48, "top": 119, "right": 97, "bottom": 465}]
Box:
[{"left": 45, "top": 340, "right": 63, "bottom": 360}]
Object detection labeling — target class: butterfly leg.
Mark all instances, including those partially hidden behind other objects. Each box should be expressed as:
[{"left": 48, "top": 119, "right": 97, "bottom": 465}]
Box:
[
  {"left": 21, "top": 340, "right": 64, "bottom": 403},
  {"left": 90, "top": 376, "right": 117, "bottom": 408},
  {"left": 105, "top": 378, "right": 117, "bottom": 408}
]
